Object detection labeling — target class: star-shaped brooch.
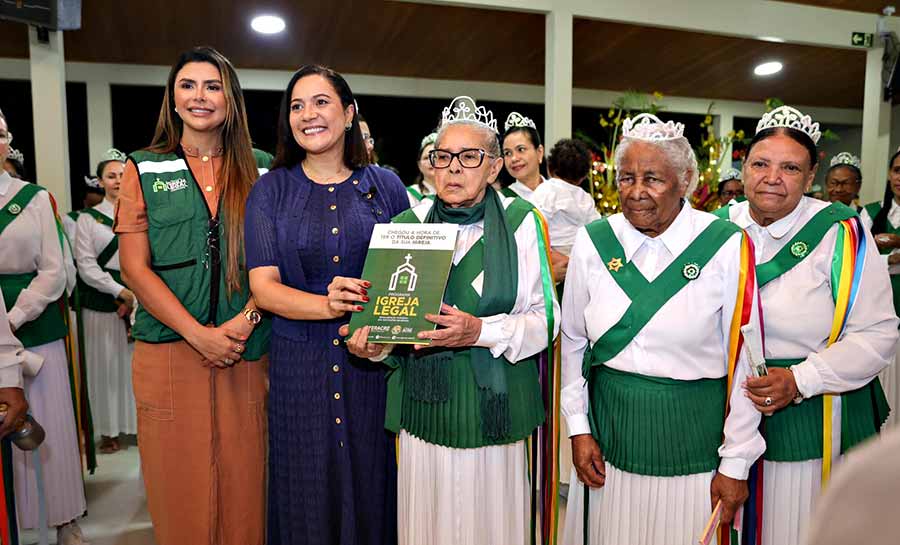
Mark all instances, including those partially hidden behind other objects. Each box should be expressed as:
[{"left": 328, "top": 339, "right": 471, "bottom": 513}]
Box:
[{"left": 607, "top": 257, "right": 623, "bottom": 272}]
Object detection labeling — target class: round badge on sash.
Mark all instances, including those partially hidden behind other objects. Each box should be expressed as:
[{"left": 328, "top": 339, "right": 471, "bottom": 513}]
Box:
[
  {"left": 790, "top": 241, "right": 809, "bottom": 258},
  {"left": 7, "top": 203, "right": 21, "bottom": 215},
  {"left": 682, "top": 262, "right": 700, "bottom": 280}
]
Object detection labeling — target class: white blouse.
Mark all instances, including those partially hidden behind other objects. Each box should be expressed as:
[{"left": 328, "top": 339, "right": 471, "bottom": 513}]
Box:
[
  {"left": 727, "top": 197, "right": 898, "bottom": 398},
  {"left": 0, "top": 172, "right": 67, "bottom": 332},
  {"left": 397, "top": 196, "right": 560, "bottom": 363},
  {"left": 0, "top": 289, "right": 37, "bottom": 389},
  {"left": 75, "top": 199, "right": 125, "bottom": 298},
  {"left": 529, "top": 177, "right": 600, "bottom": 255},
  {"left": 560, "top": 203, "right": 765, "bottom": 480},
  {"left": 507, "top": 180, "right": 537, "bottom": 202},
  {"left": 859, "top": 200, "right": 900, "bottom": 275}
]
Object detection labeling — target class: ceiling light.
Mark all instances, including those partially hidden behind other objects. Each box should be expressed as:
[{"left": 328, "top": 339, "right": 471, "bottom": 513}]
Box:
[
  {"left": 251, "top": 15, "right": 285, "bottom": 35},
  {"left": 758, "top": 36, "right": 786, "bottom": 43},
  {"left": 754, "top": 61, "right": 783, "bottom": 76}
]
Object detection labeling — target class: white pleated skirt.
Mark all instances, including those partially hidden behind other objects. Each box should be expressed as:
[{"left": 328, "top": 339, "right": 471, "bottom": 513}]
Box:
[
  {"left": 878, "top": 340, "right": 900, "bottom": 428},
  {"left": 562, "top": 465, "right": 715, "bottom": 545},
  {"left": 82, "top": 309, "right": 136, "bottom": 437},
  {"left": 398, "top": 431, "right": 529, "bottom": 545},
  {"left": 761, "top": 459, "right": 821, "bottom": 545},
  {"left": 13, "top": 339, "right": 87, "bottom": 528}
]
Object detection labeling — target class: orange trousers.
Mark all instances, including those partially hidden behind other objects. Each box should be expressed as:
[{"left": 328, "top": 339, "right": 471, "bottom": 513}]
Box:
[{"left": 132, "top": 340, "right": 267, "bottom": 545}]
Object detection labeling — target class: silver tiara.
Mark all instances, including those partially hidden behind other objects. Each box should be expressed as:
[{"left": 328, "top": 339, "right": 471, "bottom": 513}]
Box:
[
  {"left": 504, "top": 112, "right": 536, "bottom": 132},
  {"left": 829, "top": 151, "right": 861, "bottom": 170},
  {"left": 7, "top": 148, "right": 23, "bottom": 163},
  {"left": 104, "top": 148, "right": 126, "bottom": 162},
  {"left": 441, "top": 96, "right": 497, "bottom": 133},
  {"left": 84, "top": 176, "right": 101, "bottom": 189},
  {"left": 622, "top": 113, "right": 685, "bottom": 141},
  {"left": 719, "top": 167, "right": 742, "bottom": 182},
  {"left": 756, "top": 106, "right": 821, "bottom": 144},
  {"left": 420, "top": 132, "right": 437, "bottom": 150}
]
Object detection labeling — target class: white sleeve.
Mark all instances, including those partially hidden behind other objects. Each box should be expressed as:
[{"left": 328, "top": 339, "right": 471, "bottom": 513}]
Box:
[
  {"left": 791, "top": 227, "right": 900, "bottom": 397},
  {"left": 0, "top": 290, "right": 27, "bottom": 389},
  {"left": 7, "top": 191, "right": 66, "bottom": 331},
  {"left": 717, "top": 232, "right": 766, "bottom": 480},
  {"left": 75, "top": 213, "right": 125, "bottom": 297},
  {"left": 474, "top": 211, "right": 560, "bottom": 362},
  {"left": 560, "top": 228, "right": 592, "bottom": 436}
]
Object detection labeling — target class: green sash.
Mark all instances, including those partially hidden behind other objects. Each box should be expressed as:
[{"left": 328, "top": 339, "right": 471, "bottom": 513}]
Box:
[
  {"left": 501, "top": 187, "right": 518, "bottom": 199},
  {"left": 406, "top": 186, "right": 424, "bottom": 201},
  {"left": 863, "top": 201, "right": 900, "bottom": 319},
  {"left": 763, "top": 359, "right": 890, "bottom": 461},
  {"left": 581, "top": 217, "right": 742, "bottom": 375},
  {"left": 0, "top": 184, "right": 69, "bottom": 347},
  {"left": 756, "top": 203, "right": 856, "bottom": 287},
  {"left": 77, "top": 208, "right": 122, "bottom": 312}
]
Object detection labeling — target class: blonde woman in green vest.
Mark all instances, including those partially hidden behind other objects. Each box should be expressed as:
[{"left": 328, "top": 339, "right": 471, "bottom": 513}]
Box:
[
  {"left": 74, "top": 149, "right": 136, "bottom": 454},
  {"left": 116, "top": 46, "right": 272, "bottom": 545},
  {"left": 0, "top": 108, "right": 88, "bottom": 544},
  {"left": 860, "top": 148, "right": 900, "bottom": 428}
]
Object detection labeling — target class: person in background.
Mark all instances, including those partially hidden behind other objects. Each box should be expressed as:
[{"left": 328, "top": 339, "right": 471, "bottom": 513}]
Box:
[
  {"left": 359, "top": 114, "right": 378, "bottom": 164},
  {"left": 3, "top": 147, "right": 26, "bottom": 181},
  {"left": 501, "top": 111, "right": 545, "bottom": 201},
  {"left": 246, "top": 64, "right": 407, "bottom": 545},
  {"left": 75, "top": 149, "right": 137, "bottom": 454},
  {"left": 407, "top": 131, "right": 437, "bottom": 206},
  {"left": 63, "top": 177, "right": 106, "bottom": 248},
  {"left": 116, "top": 46, "right": 272, "bottom": 545},
  {"left": 0, "top": 107, "right": 89, "bottom": 545},
  {"left": 716, "top": 167, "right": 745, "bottom": 208},
  {"left": 825, "top": 152, "right": 862, "bottom": 210}
]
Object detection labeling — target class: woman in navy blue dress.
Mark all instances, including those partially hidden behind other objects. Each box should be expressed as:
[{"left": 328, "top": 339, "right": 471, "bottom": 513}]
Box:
[{"left": 245, "top": 65, "right": 408, "bottom": 545}]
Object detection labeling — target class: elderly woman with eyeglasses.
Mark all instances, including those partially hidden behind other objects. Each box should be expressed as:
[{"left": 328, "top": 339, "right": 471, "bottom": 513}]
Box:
[
  {"left": 714, "top": 107, "right": 897, "bottom": 545},
  {"left": 561, "top": 114, "right": 766, "bottom": 545},
  {"left": 344, "top": 96, "right": 558, "bottom": 545}
]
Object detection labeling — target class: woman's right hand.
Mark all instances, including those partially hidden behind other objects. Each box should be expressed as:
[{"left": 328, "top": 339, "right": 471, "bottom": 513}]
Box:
[
  {"left": 875, "top": 233, "right": 900, "bottom": 250},
  {"left": 326, "top": 277, "right": 370, "bottom": 318},
  {"left": 185, "top": 324, "right": 245, "bottom": 368}
]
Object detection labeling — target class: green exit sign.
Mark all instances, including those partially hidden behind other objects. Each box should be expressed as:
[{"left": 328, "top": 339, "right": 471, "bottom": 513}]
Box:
[{"left": 851, "top": 32, "right": 874, "bottom": 47}]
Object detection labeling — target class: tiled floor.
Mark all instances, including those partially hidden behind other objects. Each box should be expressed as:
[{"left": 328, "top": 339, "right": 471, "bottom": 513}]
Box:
[{"left": 20, "top": 449, "right": 571, "bottom": 544}]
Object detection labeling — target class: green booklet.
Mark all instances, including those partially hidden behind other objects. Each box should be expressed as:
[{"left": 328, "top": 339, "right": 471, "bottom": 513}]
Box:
[{"left": 349, "top": 223, "right": 459, "bottom": 344}]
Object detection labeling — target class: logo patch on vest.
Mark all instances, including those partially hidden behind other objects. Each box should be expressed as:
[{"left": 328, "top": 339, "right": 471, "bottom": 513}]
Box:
[{"left": 152, "top": 178, "right": 189, "bottom": 193}]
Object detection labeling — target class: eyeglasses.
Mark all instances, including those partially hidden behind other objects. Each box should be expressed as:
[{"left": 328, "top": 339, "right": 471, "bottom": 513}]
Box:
[
  {"left": 825, "top": 178, "right": 858, "bottom": 189},
  {"left": 429, "top": 148, "right": 495, "bottom": 169},
  {"left": 0, "top": 131, "right": 12, "bottom": 145}
]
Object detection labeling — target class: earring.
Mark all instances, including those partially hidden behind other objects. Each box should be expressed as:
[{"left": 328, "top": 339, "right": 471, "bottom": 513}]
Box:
[
  {"left": 174, "top": 107, "right": 178, "bottom": 113},
  {"left": 345, "top": 123, "right": 352, "bottom": 132}
]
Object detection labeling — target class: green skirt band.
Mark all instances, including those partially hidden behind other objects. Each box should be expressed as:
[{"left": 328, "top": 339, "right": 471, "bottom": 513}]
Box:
[
  {"left": 388, "top": 350, "right": 545, "bottom": 449},
  {"left": 0, "top": 272, "right": 68, "bottom": 348},
  {"left": 763, "top": 358, "right": 890, "bottom": 462},
  {"left": 588, "top": 365, "right": 726, "bottom": 477},
  {"left": 78, "top": 269, "right": 124, "bottom": 313}
]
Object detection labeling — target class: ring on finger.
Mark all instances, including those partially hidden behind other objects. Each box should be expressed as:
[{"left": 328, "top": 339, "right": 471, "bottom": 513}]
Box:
[
  {"left": 224, "top": 358, "right": 234, "bottom": 366},
  {"left": 764, "top": 396, "right": 773, "bottom": 407},
  {"left": 235, "top": 344, "right": 245, "bottom": 353}
]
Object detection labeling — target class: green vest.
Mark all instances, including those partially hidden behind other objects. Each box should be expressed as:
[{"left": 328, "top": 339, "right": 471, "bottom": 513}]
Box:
[
  {"left": 864, "top": 201, "right": 900, "bottom": 319},
  {"left": 385, "top": 199, "right": 545, "bottom": 448},
  {"left": 582, "top": 215, "right": 743, "bottom": 475},
  {"left": 77, "top": 207, "right": 123, "bottom": 313},
  {"left": 128, "top": 148, "right": 273, "bottom": 360},
  {"left": 0, "top": 183, "right": 69, "bottom": 347}
]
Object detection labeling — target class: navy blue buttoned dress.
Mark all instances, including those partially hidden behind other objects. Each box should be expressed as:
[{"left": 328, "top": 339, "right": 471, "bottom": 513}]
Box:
[{"left": 245, "top": 163, "right": 409, "bottom": 545}]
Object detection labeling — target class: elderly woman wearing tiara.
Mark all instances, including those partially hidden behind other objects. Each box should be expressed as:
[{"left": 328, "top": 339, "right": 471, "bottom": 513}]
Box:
[
  {"left": 716, "top": 167, "right": 745, "bottom": 208},
  {"left": 561, "top": 113, "right": 766, "bottom": 545},
  {"left": 75, "top": 148, "right": 137, "bottom": 454},
  {"left": 407, "top": 131, "right": 438, "bottom": 206},
  {"left": 825, "top": 152, "right": 863, "bottom": 209},
  {"left": 714, "top": 106, "right": 897, "bottom": 545},
  {"left": 345, "top": 96, "right": 558, "bottom": 545}
]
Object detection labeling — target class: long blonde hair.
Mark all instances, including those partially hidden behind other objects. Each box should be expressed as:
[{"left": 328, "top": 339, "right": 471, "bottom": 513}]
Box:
[{"left": 149, "top": 46, "right": 257, "bottom": 295}]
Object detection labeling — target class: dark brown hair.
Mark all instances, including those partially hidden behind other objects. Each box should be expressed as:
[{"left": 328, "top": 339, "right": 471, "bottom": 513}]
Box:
[
  {"left": 548, "top": 138, "right": 591, "bottom": 183},
  {"left": 148, "top": 46, "right": 258, "bottom": 295},
  {"left": 271, "top": 65, "right": 369, "bottom": 170},
  {"left": 745, "top": 127, "right": 818, "bottom": 168},
  {"left": 871, "top": 149, "right": 900, "bottom": 235}
]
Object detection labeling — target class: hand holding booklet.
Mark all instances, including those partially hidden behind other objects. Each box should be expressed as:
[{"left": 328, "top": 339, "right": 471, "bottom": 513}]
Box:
[{"left": 348, "top": 223, "right": 459, "bottom": 344}]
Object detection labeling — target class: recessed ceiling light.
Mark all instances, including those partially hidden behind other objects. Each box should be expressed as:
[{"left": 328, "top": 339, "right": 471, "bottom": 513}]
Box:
[
  {"left": 754, "top": 61, "right": 783, "bottom": 76},
  {"left": 251, "top": 15, "right": 285, "bottom": 35},
  {"left": 758, "top": 36, "right": 786, "bottom": 43}
]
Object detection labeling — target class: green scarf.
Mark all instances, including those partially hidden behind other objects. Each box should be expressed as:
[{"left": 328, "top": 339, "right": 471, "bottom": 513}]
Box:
[{"left": 421, "top": 188, "right": 519, "bottom": 440}]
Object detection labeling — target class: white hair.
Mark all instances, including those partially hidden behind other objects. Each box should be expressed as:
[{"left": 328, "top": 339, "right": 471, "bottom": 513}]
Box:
[
  {"left": 614, "top": 136, "right": 699, "bottom": 194},
  {"left": 435, "top": 120, "right": 501, "bottom": 157}
]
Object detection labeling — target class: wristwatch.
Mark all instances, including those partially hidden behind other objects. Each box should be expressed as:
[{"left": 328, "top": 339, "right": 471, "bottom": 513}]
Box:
[{"left": 243, "top": 308, "right": 262, "bottom": 326}]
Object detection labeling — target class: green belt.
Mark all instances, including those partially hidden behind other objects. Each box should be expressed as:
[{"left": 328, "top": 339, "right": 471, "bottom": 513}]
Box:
[
  {"left": 0, "top": 272, "right": 68, "bottom": 348},
  {"left": 587, "top": 365, "right": 726, "bottom": 477},
  {"left": 763, "top": 358, "right": 890, "bottom": 462},
  {"left": 78, "top": 269, "right": 123, "bottom": 313}
]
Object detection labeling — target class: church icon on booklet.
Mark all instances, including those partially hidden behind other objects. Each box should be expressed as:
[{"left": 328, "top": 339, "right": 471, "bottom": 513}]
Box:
[{"left": 389, "top": 254, "right": 418, "bottom": 292}]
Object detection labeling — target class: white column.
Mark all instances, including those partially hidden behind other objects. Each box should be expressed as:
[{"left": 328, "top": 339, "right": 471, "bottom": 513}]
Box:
[
  {"left": 717, "top": 112, "right": 735, "bottom": 172},
  {"left": 860, "top": 41, "right": 893, "bottom": 206},
  {"left": 28, "top": 27, "right": 70, "bottom": 212},
  {"left": 86, "top": 81, "right": 113, "bottom": 171},
  {"left": 544, "top": 10, "right": 573, "bottom": 149}
]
